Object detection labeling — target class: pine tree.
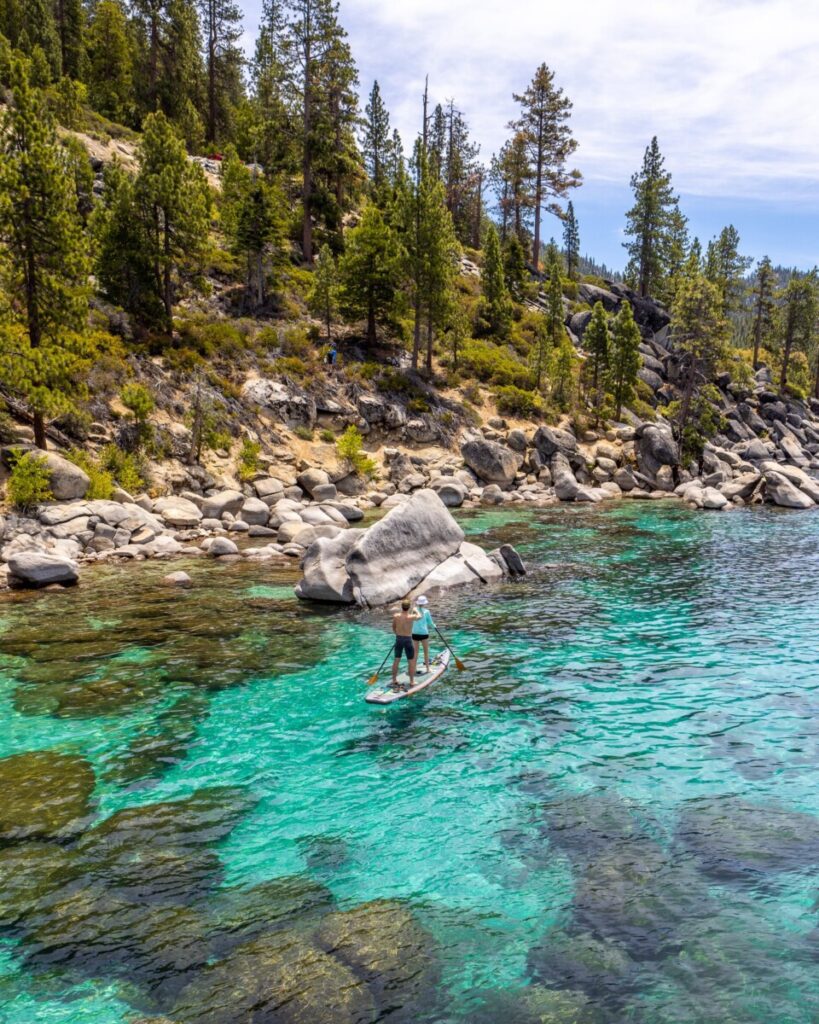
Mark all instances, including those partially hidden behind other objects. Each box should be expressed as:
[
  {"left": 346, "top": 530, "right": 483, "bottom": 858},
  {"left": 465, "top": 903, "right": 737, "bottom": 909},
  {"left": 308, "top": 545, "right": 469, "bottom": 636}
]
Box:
[
  {"left": 480, "top": 224, "right": 511, "bottom": 338},
  {"left": 309, "top": 243, "right": 339, "bottom": 342},
  {"left": 583, "top": 301, "right": 610, "bottom": 421},
  {"left": 18, "top": 0, "right": 61, "bottom": 78},
  {"left": 544, "top": 244, "right": 565, "bottom": 349},
  {"left": 86, "top": 1, "right": 133, "bottom": 125},
  {"left": 53, "top": 0, "right": 84, "bottom": 80},
  {"left": 131, "top": 0, "right": 165, "bottom": 112},
  {"left": 134, "top": 111, "right": 212, "bottom": 326},
  {"left": 704, "top": 225, "right": 752, "bottom": 316},
  {"left": 563, "top": 200, "right": 580, "bottom": 280},
  {"left": 280, "top": 0, "right": 352, "bottom": 263},
  {"left": 684, "top": 237, "right": 703, "bottom": 278},
  {"left": 608, "top": 300, "right": 641, "bottom": 419},
  {"left": 663, "top": 207, "right": 690, "bottom": 304},
  {"left": 491, "top": 132, "right": 532, "bottom": 244},
  {"left": 339, "top": 203, "right": 403, "bottom": 346},
  {"left": 0, "top": 56, "right": 95, "bottom": 448},
  {"left": 751, "top": 256, "right": 776, "bottom": 370},
  {"left": 93, "top": 161, "right": 164, "bottom": 326},
  {"left": 362, "top": 80, "right": 391, "bottom": 193},
  {"left": 671, "top": 275, "right": 730, "bottom": 449},
  {"left": 510, "top": 64, "right": 581, "bottom": 268},
  {"left": 779, "top": 273, "right": 817, "bottom": 392},
  {"left": 161, "top": 0, "right": 207, "bottom": 145},
  {"left": 503, "top": 234, "right": 527, "bottom": 299},
  {"left": 197, "top": 0, "right": 244, "bottom": 144},
  {"left": 235, "top": 175, "right": 283, "bottom": 309},
  {"left": 623, "top": 137, "right": 681, "bottom": 298},
  {"left": 550, "top": 333, "right": 575, "bottom": 411}
]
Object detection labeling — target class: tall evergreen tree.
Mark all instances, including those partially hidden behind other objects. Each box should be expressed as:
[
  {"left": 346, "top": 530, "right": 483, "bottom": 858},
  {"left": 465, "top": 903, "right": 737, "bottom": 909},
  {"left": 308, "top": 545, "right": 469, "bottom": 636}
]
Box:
[
  {"left": 362, "top": 80, "right": 391, "bottom": 193},
  {"left": 608, "top": 300, "right": 641, "bottom": 419},
  {"left": 309, "top": 242, "right": 338, "bottom": 343},
  {"left": 779, "top": 272, "right": 817, "bottom": 392},
  {"left": 87, "top": 0, "right": 133, "bottom": 124},
  {"left": 583, "top": 301, "right": 610, "bottom": 421},
  {"left": 280, "top": 0, "right": 353, "bottom": 263},
  {"left": 133, "top": 112, "right": 211, "bottom": 326},
  {"left": 0, "top": 56, "right": 94, "bottom": 448},
  {"left": 671, "top": 274, "right": 730, "bottom": 452},
  {"left": 480, "top": 224, "right": 511, "bottom": 338},
  {"left": 510, "top": 63, "right": 581, "bottom": 268},
  {"left": 503, "top": 234, "right": 527, "bottom": 299},
  {"left": 17, "top": 0, "right": 62, "bottom": 78},
  {"left": 544, "top": 244, "right": 565, "bottom": 350},
  {"left": 563, "top": 200, "right": 580, "bottom": 280},
  {"left": 339, "top": 203, "right": 403, "bottom": 346},
  {"left": 197, "top": 0, "right": 244, "bottom": 144},
  {"left": 751, "top": 255, "right": 776, "bottom": 370},
  {"left": 704, "top": 224, "right": 752, "bottom": 316},
  {"left": 663, "top": 207, "right": 690, "bottom": 304},
  {"left": 623, "top": 137, "right": 681, "bottom": 298},
  {"left": 53, "top": 0, "right": 85, "bottom": 79}
]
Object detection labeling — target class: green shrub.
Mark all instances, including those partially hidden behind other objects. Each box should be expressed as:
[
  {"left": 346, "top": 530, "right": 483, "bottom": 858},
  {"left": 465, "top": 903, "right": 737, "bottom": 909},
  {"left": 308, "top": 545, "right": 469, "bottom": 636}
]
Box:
[
  {"left": 238, "top": 439, "right": 262, "bottom": 481},
  {"left": 336, "top": 425, "right": 377, "bottom": 478},
  {"left": 66, "top": 449, "right": 114, "bottom": 500},
  {"left": 294, "top": 425, "right": 314, "bottom": 441},
  {"left": 280, "top": 326, "right": 312, "bottom": 359},
  {"left": 495, "top": 385, "right": 544, "bottom": 418},
  {"left": 562, "top": 279, "right": 579, "bottom": 300},
  {"left": 407, "top": 397, "right": 431, "bottom": 414},
  {"left": 7, "top": 450, "right": 53, "bottom": 511},
  {"left": 175, "top": 318, "right": 247, "bottom": 359},
  {"left": 275, "top": 356, "right": 310, "bottom": 380},
  {"left": 319, "top": 429, "right": 336, "bottom": 443},
  {"left": 461, "top": 339, "right": 534, "bottom": 389},
  {"left": 100, "top": 445, "right": 146, "bottom": 494}
]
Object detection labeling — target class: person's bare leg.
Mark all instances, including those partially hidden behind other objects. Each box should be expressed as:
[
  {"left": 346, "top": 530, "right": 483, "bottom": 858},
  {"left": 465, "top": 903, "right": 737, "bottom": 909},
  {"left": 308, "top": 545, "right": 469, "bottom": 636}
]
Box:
[
  {"left": 408, "top": 655, "right": 417, "bottom": 688},
  {"left": 422, "top": 638, "right": 431, "bottom": 670},
  {"left": 391, "top": 657, "right": 401, "bottom": 688},
  {"left": 413, "top": 638, "right": 420, "bottom": 665}
]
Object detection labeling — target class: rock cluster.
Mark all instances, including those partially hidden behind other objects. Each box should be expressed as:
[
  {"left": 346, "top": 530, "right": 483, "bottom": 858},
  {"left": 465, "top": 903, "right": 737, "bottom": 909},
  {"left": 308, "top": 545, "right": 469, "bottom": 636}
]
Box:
[{"left": 295, "top": 489, "right": 525, "bottom": 606}]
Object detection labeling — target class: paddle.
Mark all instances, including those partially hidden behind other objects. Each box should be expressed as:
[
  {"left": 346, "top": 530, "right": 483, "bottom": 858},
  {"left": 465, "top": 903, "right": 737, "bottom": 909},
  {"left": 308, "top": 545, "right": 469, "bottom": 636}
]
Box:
[
  {"left": 435, "top": 626, "right": 466, "bottom": 671},
  {"left": 367, "top": 646, "right": 395, "bottom": 686}
]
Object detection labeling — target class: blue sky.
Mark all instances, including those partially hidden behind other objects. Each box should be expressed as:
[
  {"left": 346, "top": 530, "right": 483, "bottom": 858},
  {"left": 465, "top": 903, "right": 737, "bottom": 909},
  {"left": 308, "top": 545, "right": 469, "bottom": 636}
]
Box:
[{"left": 239, "top": 0, "right": 819, "bottom": 273}]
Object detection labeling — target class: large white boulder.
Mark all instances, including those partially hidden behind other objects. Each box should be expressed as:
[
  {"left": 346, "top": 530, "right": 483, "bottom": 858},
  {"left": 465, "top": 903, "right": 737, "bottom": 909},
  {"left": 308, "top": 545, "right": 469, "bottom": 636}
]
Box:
[
  {"left": 44, "top": 452, "right": 90, "bottom": 501},
  {"left": 8, "top": 551, "right": 79, "bottom": 587},
  {"left": 764, "top": 471, "right": 815, "bottom": 509},
  {"left": 202, "top": 490, "right": 245, "bottom": 520},
  {"left": 295, "top": 530, "right": 363, "bottom": 603},
  {"left": 461, "top": 439, "right": 522, "bottom": 488},
  {"left": 153, "top": 496, "right": 203, "bottom": 528}
]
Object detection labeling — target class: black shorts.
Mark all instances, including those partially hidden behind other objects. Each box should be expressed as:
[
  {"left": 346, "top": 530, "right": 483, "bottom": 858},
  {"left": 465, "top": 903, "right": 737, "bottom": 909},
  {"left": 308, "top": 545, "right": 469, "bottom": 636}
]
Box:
[
  {"left": 413, "top": 634, "right": 429, "bottom": 642},
  {"left": 394, "top": 636, "right": 415, "bottom": 660}
]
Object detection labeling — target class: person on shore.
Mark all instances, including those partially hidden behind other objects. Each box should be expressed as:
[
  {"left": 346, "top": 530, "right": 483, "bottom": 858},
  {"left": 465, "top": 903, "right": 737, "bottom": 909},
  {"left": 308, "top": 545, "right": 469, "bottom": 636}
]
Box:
[
  {"left": 412, "top": 595, "right": 436, "bottom": 674},
  {"left": 392, "top": 599, "right": 421, "bottom": 691}
]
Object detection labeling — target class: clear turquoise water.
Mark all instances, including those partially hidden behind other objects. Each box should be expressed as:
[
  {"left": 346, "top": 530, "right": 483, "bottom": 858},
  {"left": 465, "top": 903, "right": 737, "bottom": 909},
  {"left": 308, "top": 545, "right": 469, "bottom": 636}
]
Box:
[{"left": 0, "top": 503, "right": 817, "bottom": 1024}]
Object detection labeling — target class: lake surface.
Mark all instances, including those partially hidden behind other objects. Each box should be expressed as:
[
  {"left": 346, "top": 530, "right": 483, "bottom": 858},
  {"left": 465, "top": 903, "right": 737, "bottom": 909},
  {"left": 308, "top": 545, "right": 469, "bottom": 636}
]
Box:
[{"left": 0, "top": 503, "right": 817, "bottom": 1024}]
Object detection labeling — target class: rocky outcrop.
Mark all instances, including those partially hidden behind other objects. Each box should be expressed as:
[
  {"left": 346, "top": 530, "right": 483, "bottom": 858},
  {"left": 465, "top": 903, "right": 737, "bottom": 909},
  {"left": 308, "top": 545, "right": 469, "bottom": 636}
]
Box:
[
  {"left": 636, "top": 424, "right": 678, "bottom": 481},
  {"left": 460, "top": 439, "right": 522, "bottom": 487},
  {"left": 296, "top": 489, "right": 524, "bottom": 606}
]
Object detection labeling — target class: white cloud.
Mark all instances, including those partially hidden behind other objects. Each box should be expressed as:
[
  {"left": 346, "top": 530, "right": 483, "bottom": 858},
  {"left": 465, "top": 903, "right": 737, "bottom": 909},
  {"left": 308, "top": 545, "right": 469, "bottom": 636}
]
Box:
[{"left": 335, "top": 0, "right": 819, "bottom": 203}]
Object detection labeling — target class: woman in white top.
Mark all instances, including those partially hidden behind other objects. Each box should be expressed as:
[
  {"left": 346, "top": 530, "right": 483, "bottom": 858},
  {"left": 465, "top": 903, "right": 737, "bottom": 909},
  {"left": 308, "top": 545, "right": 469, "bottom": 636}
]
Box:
[{"left": 412, "top": 595, "right": 435, "bottom": 674}]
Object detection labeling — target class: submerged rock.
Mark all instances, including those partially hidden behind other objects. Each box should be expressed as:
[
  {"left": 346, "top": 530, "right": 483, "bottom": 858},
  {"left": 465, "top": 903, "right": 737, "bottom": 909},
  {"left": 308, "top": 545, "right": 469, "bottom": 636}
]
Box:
[
  {"left": 0, "top": 842, "right": 80, "bottom": 927},
  {"left": 470, "top": 984, "right": 603, "bottom": 1024},
  {"left": 675, "top": 797, "right": 819, "bottom": 882},
  {"left": 527, "top": 929, "right": 637, "bottom": 1009},
  {"left": 0, "top": 750, "right": 96, "bottom": 841},
  {"left": 315, "top": 899, "right": 439, "bottom": 1019},
  {"left": 173, "top": 930, "right": 376, "bottom": 1024}
]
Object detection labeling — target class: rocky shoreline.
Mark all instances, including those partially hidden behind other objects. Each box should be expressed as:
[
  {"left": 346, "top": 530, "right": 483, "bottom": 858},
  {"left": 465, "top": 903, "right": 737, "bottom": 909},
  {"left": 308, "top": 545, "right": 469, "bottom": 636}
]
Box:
[{"left": 4, "top": 379, "right": 819, "bottom": 594}]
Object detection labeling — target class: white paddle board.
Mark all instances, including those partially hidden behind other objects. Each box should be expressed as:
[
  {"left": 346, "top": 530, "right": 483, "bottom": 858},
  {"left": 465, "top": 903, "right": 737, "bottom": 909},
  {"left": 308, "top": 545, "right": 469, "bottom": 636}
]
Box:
[{"left": 365, "top": 650, "right": 451, "bottom": 705}]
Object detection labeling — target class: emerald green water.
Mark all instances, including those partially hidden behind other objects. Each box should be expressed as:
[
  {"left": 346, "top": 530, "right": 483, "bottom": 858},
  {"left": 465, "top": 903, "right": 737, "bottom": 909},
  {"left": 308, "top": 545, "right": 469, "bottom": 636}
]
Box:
[{"left": 0, "top": 504, "right": 817, "bottom": 1023}]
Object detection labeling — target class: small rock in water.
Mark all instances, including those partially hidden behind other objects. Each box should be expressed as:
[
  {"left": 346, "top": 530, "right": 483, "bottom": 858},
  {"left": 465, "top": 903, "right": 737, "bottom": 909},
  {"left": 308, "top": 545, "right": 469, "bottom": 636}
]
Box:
[{"left": 163, "top": 571, "right": 193, "bottom": 589}]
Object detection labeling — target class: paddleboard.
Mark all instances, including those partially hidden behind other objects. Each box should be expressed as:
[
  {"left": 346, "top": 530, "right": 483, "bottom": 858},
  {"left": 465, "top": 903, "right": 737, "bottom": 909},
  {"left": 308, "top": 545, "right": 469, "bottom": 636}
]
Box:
[{"left": 365, "top": 650, "right": 451, "bottom": 705}]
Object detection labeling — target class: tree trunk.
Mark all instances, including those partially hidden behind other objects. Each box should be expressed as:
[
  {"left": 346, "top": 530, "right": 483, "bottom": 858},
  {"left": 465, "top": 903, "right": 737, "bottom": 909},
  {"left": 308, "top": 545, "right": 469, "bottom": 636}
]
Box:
[
  {"left": 411, "top": 295, "right": 421, "bottom": 370},
  {"left": 24, "top": 214, "right": 46, "bottom": 449},
  {"left": 532, "top": 110, "right": 544, "bottom": 269},
  {"left": 301, "top": 38, "right": 314, "bottom": 263},
  {"left": 425, "top": 315, "right": 433, "bottom": 374},
  {"left": 163, "top": 224, "right": 173, "bottom": 324},
  {"left": 148, "top": 2, "right": 159, "bottom": 110},
  {"left": 366, "top": 295, "right": 376, "bottom": 347},
  {"left": 780, "top": 334, "right": 792, "bottom": 393},
  {"left": 207, "top": 2, "right": 217, "bottom": 144}
]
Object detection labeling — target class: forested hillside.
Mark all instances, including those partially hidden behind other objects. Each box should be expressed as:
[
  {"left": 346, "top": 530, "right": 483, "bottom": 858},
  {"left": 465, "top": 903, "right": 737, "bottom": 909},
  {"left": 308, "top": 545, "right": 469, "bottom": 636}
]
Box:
[{"left": 0, "top": 0, "right": 817, "bottom": 508}]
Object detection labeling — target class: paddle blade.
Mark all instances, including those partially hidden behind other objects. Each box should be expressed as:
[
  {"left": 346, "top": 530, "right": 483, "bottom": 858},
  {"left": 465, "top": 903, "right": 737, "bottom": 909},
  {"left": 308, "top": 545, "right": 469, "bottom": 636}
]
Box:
[
  {"left": 367, "top": 673, "right": 379, "bottom": 686},
  {"left": 454, "top": 657, "right": 466, "bottom": 671}
]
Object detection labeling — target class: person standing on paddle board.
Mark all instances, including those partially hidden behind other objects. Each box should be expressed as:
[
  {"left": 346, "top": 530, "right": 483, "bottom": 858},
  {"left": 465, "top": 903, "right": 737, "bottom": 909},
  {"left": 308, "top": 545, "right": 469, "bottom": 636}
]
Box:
[
  {"left": 412, "top": 596, "right": 435, "bottom": 675},
  {"left": 391, "top": 599, "right": 422, "bottom": 691}
]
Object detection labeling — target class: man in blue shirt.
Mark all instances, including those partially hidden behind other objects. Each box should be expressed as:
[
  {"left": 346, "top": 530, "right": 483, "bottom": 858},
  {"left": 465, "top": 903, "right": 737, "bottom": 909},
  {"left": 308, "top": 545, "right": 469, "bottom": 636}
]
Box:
[{"left": 412, "top": 595, "right": 435, "bottom": 675}]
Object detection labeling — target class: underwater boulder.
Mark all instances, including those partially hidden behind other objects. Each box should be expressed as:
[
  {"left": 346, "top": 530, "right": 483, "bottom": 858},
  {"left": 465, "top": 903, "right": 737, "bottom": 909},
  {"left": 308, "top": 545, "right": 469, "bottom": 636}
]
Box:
[
  {"left": 468, "top": 984, "right": 604, "bottom": 1024},
  {"left": 314, "top": 899, "right": 440, "bottom": 1019},
  {"left": 173, "top": 929, "right": 376, "bottom": 1024},
  {"left": 527, "top": 928, "right": 638, "bottom": 1009},
  {"left": 0, "top": 750, "right": 96, "bottom": 842},
  {"left": 675, "top": 797, "right": 819, "bottom": 882},
  {"left": 0, "top": 842, "right": 81, "bottom": 928}
]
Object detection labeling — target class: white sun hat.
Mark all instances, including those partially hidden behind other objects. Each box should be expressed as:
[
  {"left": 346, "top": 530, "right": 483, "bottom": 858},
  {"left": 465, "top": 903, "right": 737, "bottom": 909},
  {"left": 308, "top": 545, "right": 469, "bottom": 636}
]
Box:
[{"left": 416, "top": 595, "right": 429, "bottom": 605}]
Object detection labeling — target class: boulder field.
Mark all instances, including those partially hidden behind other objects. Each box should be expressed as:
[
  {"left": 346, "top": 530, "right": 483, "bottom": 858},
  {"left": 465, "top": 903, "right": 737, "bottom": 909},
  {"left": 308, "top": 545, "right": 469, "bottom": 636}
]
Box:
[{"left": 295, "top": 489, "right": 525, "bottom": 607}]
